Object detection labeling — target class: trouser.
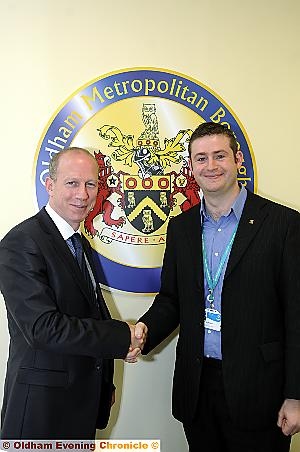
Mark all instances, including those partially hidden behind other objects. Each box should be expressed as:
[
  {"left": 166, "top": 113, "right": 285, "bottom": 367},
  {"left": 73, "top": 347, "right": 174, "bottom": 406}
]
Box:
[{"left": 183, "top": 358, "right": 291, "bottom": 452}]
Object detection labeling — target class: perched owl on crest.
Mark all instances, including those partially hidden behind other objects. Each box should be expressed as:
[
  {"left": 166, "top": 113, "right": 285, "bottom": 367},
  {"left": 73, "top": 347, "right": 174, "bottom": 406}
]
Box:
[{"left": 140, "top": 103, "right": 159, "bottom": 139}]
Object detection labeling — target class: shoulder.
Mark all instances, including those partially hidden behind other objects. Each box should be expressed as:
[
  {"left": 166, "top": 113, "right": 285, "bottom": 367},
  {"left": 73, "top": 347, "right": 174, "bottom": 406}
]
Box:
[
  {"left": 0, "top": 209, "right": 50, "bottom": 246},
  {"left": 246, "top": 190, "right": 300, "bottom": 222},
  {"left": 168, "top": 203, "right": 200, "bottom": 228}
]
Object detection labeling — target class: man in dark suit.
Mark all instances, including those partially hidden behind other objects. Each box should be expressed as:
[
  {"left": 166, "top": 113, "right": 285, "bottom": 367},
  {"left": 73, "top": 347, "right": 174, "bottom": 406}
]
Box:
[
  {"left": 133, "top": 123, "right": 300, "bottom": 451},
  {"left": 0, "top": 147, "right": 145, "bottom": 439}
]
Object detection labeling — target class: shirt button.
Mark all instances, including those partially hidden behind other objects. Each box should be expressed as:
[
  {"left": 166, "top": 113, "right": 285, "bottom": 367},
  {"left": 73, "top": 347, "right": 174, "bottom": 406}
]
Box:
[
  {"left": 96, "top": 365, "right": 101, "bottom": 371},
  {"left": 214, "top": 252, "right": 219, "bottom": 256},
  {"left": 217, "top": 228, "right": 222, "bottom": 232}
]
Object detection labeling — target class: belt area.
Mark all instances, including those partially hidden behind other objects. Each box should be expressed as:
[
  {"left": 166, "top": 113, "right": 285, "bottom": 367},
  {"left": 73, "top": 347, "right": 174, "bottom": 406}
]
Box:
[{"left": 203, "top": 357, "right": 222, "bottom": 369}]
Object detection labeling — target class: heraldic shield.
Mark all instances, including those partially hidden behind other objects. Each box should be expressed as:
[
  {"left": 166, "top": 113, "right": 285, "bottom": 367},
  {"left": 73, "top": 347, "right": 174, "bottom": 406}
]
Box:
[{"left": 123, "top": 174, "right": 171, "bottom": 234}]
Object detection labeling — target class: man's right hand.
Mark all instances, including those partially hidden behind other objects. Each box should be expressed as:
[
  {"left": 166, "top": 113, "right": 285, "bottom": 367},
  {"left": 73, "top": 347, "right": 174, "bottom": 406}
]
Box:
[{"left": 125, "top": 322, "right": 148, "bottom": 363}]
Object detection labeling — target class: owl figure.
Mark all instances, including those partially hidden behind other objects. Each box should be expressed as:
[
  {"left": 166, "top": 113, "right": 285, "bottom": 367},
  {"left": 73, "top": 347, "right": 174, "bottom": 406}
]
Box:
[
  {"left": 142, "top": 209, "right": 154, "bottom": 233},
  {"left": 139, "top": 103, "right": 159, "bottom": 139}
]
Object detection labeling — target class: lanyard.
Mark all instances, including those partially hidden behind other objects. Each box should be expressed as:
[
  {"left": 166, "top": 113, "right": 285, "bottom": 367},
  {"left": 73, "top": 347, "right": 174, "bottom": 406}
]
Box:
[{"left": 202, "top": 223, "right": 238, "bottom": 307}]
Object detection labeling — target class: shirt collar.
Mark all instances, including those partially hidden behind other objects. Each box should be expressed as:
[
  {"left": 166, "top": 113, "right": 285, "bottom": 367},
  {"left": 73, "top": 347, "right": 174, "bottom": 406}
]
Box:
[
  {"left": 45, "top": 204, "right": 80, "bottom": 240},
  {"left": 232, "top": 185, "right": 247, "bottom": 221},
  {"left": 200, "top": 185, "right": 247, "bottom": 222}
]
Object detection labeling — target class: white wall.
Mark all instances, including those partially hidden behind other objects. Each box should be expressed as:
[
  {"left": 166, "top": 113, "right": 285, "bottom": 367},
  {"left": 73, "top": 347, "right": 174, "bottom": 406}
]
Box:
[{"left": 0, "top": 1, "right": 299, "bottom": 450}]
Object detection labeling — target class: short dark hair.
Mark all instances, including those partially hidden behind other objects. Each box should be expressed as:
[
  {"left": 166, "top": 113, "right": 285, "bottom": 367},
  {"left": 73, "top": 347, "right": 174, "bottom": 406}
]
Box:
[
  {"left": 188, "top": 122, "right": 238, "bottom": 157},
  {"left": 49, "top": 147, "right": 97, "bottom": 181}
]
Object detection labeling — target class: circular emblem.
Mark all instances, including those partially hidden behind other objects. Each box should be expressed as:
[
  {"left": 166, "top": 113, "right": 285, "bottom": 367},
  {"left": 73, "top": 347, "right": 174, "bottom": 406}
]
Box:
[{"left": 34, "top": 68, "right": 256, "bottom": 294}]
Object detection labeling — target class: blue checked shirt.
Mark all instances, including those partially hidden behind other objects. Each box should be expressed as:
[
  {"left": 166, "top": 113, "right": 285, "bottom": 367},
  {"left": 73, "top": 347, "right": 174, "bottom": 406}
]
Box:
[{"left": 201, "top": 186, "right": 247, "bottom": 359}]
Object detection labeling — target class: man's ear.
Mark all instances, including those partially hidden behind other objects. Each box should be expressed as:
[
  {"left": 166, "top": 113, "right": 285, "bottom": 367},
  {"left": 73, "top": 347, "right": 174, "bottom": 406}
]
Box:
[
  {"left": 45, "top": 176, "right": 53, "bottom": 195},
  {"left": 235, "top": 150, "right": 244, "bottom": 168}
]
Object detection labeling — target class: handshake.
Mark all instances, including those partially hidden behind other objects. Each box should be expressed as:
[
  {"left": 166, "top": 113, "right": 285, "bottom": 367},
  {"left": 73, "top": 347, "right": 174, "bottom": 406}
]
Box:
[{"left": 125, "top": 322, "right": 148, "bottom": 363}]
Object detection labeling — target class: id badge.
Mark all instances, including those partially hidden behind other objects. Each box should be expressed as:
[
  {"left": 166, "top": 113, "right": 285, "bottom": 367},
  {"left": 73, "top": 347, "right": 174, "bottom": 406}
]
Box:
[{"left": 204, "top": 308, "right": 221, "bottom": 331}]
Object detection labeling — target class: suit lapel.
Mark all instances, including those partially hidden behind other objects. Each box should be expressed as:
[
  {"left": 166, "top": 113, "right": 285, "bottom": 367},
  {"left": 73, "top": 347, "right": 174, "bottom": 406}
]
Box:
[
  {"left": 82, "top": 236, "right": 111, "bottom": 320},
  {"left": 225, "top": 191, "right": 269, "bottom": 279},
  {"left": 37, "top": 208, "right": 80, "bottom": 275},
  {"left": 184, "top": 205, "right": 203, "bottom": 290},
  {"left": 37, "top": 209, "right": 101, "bottom": 313}
]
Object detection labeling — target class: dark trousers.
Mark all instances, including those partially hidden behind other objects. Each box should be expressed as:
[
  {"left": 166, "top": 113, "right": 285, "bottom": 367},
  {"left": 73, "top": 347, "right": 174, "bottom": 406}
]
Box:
[{"left": 183, "top": 358, "right": 291, "bottom": 452}]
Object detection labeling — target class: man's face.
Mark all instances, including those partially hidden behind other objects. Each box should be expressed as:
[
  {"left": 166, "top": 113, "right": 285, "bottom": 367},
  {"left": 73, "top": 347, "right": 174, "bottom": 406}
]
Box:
[
  {"left": 190, "top": 134, "right": 243, "bottom": 196},
  {"left": 45, "top": 151, "right": 98, "bottom": 230}
]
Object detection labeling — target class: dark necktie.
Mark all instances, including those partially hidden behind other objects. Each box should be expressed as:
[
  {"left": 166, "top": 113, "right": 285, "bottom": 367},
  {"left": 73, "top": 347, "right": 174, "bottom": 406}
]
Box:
[{"left": 71, "top": 233, "right": 97, "bottom": 305}]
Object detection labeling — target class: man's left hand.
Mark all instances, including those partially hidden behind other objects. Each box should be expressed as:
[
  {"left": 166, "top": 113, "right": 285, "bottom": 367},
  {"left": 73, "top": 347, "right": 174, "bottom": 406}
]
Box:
[{"left": 277, "top": 398, "right": 300, "bottom": 435}]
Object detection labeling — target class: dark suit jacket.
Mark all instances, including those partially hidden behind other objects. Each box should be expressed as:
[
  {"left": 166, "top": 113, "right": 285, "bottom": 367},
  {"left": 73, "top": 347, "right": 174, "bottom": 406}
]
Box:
[
  {"left": 0, "top": 208, "right": 131, "bottom": 439},
  {"left": 140, "top": 190, "right": 300, "bottom": 431}
]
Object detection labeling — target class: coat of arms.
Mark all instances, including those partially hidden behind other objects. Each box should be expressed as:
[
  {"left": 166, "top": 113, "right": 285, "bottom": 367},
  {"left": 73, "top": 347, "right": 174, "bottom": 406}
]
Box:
[{"left": 84, "top": 103, "right": 200, "bottom": 242}]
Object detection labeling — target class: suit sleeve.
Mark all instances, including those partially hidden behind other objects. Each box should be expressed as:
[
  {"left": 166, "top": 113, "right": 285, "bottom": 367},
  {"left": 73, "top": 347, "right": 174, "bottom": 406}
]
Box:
[
  {"left": 0, "top": 229, "right": 131, "bottom": 359},
  {"left": 282, "top": 209, "right": 300, "bottom": 398},
  {"left": 139, "top": 219, "right": 180, "bottom": 353}
]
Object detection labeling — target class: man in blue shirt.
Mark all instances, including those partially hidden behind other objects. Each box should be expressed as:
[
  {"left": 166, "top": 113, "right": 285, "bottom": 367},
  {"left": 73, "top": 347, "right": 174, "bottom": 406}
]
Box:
[{"left": 134, "top": 123, "right": 300, "bottom": 451}]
